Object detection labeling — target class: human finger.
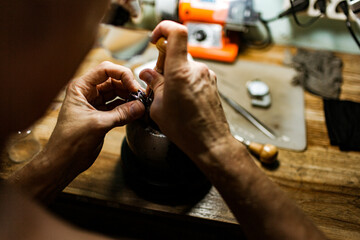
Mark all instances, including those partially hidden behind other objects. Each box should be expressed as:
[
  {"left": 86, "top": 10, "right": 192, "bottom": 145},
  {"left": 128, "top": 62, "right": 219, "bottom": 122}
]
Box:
[
  {"left": 209, "top": 69, "right": 217, "bottom": 85},
  {"left": 151, "top": 21, "right": 188, "bottom": 65},
  {"left": 100, "top": 100, "right": 145, "bottom": 128},
  {"left": 111, "top": 77, "right": 146, "bottom": 96},
  {"left": 139, "top": 69, "right": 164, "bottom": 94},
  {"left": 97, "top": 80, "right": 133, "bottom": 101},
  {"left": 79, "top": 61, "right": 141, "bottom": 94},
  {"left": 93, "top": 80, "right": 130, "bottom": 107}
]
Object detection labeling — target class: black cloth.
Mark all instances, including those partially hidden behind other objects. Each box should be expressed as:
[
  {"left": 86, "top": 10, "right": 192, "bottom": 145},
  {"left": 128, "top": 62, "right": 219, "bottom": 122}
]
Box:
[
  {"left": 292, "top": 49, "right": 343, "bottom": 99},
  {"left": 324, "top": 99, "right": 360, "bottom": 151}
]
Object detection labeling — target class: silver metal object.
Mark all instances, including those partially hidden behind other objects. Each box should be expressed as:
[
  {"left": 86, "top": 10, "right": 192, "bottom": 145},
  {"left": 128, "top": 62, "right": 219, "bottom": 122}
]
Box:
[
  {"left": 219, "top": 91, "right": 277, "bottom": 139},
  {"left": 187, "top": 22, "right": 223, "bottom": 48},
  {"left": 246, "top": 79, "right": 271, "bottom": 108},
  {"left": 234, "top": 134, "right": 251, "bottom": 147}
]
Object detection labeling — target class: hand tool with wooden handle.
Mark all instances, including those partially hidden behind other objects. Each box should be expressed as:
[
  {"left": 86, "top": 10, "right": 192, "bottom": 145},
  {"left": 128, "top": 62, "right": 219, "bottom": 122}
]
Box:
[
  {"left": 146, "top": 37, "right": 167, "bottom": 101},
  {"left": 155, "top": 37, "right": 167, "bottom": 74},
  {"left": 235, "top": 135, "right": 278, "bottom": 164}
]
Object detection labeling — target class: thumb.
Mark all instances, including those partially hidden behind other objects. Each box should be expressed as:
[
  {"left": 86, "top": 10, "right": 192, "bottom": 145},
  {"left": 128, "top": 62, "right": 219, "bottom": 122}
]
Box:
[
  {"left": 101, "top": 100, "right": 145, "bottom": 128},
  {"left": 139, "top": 69, "right": 164, "bottom": 93}
]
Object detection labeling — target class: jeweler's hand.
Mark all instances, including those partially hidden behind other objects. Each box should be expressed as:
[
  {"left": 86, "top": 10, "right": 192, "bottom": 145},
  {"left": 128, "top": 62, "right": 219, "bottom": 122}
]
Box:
[
  {"left": 49, "top": 61, "right": 145, "bottom": 176},
  {"left": 140, "top": 21, "right": 232, "bottom": 159},
  {"left": 7, "top": 61, "right": 145, "bottom": 201}
]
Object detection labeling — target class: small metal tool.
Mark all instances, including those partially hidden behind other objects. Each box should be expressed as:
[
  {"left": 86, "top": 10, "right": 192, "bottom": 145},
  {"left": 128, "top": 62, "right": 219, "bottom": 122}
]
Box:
[
  {"left": 127, "top": 89, "right": 152, "bottom": 109},
  {"left": 219, "top": 91, "right": 277, "bottom": 139}
]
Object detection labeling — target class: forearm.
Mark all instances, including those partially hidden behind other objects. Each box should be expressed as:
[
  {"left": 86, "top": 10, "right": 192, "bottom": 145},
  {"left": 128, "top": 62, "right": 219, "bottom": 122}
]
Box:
[
  {"left": 192, "top": 136, "right": 327, "bottom": 240},
  {"left": 5, "top": 60, "right": 143, "bottom": 203},
  {"left": 6, "top": 134, "right": 87, "bottom": 203}
]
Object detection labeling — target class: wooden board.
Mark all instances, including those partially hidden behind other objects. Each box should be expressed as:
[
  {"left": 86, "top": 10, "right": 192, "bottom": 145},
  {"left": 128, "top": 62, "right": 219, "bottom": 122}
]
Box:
[{"left": 199, "top": 59, "right": 306, "bottom": 151}]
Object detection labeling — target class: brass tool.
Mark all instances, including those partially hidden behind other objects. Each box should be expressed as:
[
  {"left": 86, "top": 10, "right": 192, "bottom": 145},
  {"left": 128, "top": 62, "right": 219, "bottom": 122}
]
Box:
[
  {"left": 234, "top": 135, "right": 278, "bottom": 164},
  {"left": 146, "top": 37, "right": 167, "bottom": 101},
  {"left": 218, "top": 91, "right": 277, "bottom": 139},
  {"left": 155, "top": 37, "right": 167, "bottom": 74}
]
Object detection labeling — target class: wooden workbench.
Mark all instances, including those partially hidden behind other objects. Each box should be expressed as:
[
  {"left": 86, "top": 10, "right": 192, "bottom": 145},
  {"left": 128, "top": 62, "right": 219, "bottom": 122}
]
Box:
[{"left": 1, "top": 45, "right": 359, "bottom": 239}]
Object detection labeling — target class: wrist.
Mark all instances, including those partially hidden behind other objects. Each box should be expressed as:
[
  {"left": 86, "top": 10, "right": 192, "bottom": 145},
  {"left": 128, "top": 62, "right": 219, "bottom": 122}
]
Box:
[
  {"left": 191, "top": 134, "right": 251, "bottom": 172},
  {"left": 44, "top": 130, "right": 95, "bottom": 178},
  {"left": 7, "top": 133, "right": 86, "bottom": 202}
]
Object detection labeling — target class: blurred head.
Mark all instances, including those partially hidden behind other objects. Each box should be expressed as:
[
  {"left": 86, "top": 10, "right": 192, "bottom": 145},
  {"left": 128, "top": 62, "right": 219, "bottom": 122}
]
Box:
[{"left": 0, "top": 0, "right": 110, "bottom": 145}]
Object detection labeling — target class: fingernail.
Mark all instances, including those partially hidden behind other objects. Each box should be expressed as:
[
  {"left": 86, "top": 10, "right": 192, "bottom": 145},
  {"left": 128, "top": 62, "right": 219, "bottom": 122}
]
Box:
[
  {"left": 150, "top": 32, "right": 158, "bottom": 44},
  {"left": 149, "top": 32, "right": 154, "bottom": 42},
  {"left": 141, "top": 71, "right": 153, "bottom": 85}
]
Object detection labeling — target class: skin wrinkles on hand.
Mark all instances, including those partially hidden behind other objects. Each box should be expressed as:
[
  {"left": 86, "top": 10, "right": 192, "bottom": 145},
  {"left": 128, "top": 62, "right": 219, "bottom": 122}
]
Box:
[
  {"left": 1, "top": 2, "right": 327, "bottom": 237},
  {"left": 139, "top": 21, "right": 326, "bottom": 240}
]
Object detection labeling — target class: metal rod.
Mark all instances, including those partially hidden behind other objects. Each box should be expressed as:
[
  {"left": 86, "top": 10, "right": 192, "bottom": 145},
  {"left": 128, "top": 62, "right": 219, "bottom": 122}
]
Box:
[{"left": 219, "top": 91, "right": 277, "bottom": 139}]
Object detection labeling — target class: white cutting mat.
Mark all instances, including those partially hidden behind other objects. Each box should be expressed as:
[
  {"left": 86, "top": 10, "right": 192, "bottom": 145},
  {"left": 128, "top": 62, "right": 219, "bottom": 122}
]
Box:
[{"left": 199, "top": 59, "right": 306, "bottom": 151}]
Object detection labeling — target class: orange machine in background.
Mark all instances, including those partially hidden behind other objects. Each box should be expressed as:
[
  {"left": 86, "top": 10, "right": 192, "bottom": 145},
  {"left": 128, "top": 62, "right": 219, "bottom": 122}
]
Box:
[
  {"left": 178, "top": 0, "right": 258, "bottom": 62},
  {"left": 105, "top": 0, "right": 259, "bottom": 63}
]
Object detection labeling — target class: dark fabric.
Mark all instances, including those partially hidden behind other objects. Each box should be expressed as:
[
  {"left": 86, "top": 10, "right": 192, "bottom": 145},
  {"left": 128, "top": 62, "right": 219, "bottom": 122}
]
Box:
[
  {"left": 292, "top": 49, "right": 343, "bottom": 99},
  {"left": 324, "top": 99, "right": 360, "bottom": 151}
]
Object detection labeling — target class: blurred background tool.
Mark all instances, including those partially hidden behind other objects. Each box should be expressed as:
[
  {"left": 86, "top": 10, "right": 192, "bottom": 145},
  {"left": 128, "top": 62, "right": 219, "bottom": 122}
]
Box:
[
  {"left": 177, "top": 0, "right": 258, "bottom": 62},
  {"left": 219, "top": 91, "right": 277, "bottom": 139},
  {"left": 349, "top": 0, "right": 360, "bottom": 28},
  {"left": 234, "top": 135, "right": 278, "bottom": 164},
  {"left": 104, "top": 0, "right": 360, "bottom": 59},
  {"left": 104, "top": 0, "right": 260, "bottom": 62}
]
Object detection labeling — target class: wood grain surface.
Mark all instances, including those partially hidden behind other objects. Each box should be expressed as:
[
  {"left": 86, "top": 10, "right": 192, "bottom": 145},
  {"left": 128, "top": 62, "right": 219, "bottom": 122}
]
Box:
[{"left": 1, "top": 45, "right": 359, "bottom": 240}]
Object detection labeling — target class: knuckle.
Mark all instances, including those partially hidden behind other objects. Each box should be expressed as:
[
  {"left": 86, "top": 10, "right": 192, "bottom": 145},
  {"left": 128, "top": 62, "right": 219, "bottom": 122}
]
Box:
[
  {"left": 172, "top": 65, "right": 192, "bottom": 83},
  {"left": 152, "top": 79, "right": 164, "bottom": 91},
  {"left": 98, "top": 61, "right": 112, "bottom": 69},
  {"left": 175, "top": 25, "right": 188, "bottom": 38},
  {"left": 196, "top": 63, "right": 211, "bottom": 79},
  {"left": 198, "top": 62, "right": 209, "bottom": 72},
  {"left": 123, "top": 67, "right": 133, "bottom": 76},
  {"left": 92, "top": 113, "right": 106, "bottom": 130},
  {"left": 66, "top": 80, "right": 76, "bottom": 94},
  {"left": 162, "top": 20, "right": 187, "bottom": 32},
  {"left": 186, "top": 63, "right": 216, "bottom": 93},
  {"left": 209, "top": 70, "right": 217, "bottom": 84},
  {"left": 161, "top": 20, "right": 173, "bottom": 27},
  {"left": 115, "top": 106, "right": 128, "bottom": 123}
]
